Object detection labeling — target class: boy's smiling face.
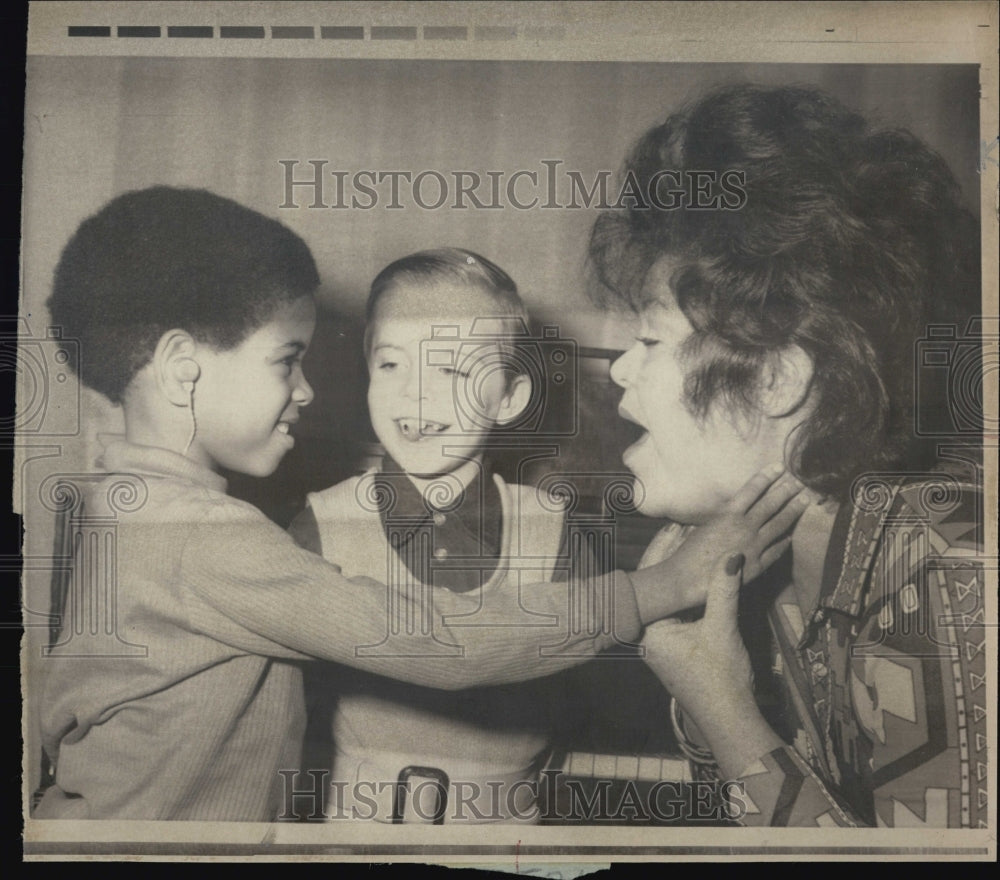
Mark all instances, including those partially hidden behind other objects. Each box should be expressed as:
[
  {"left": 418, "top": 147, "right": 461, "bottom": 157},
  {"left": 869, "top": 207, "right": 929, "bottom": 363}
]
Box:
[
  {"left": 366, "top": 284, "right": 528, "bottom": 479},
  {"left": 188, "top": 295, "right": 316, "bottom": 476}
]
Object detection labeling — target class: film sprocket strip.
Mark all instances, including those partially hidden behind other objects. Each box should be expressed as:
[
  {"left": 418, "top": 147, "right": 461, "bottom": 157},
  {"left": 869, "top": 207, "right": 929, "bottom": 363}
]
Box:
[{"left": 65, "top": 25, "right": 559, "bottom": 41}]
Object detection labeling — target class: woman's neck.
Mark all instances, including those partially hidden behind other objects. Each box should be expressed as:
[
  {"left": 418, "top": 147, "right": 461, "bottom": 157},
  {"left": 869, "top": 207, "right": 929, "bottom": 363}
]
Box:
[{"left": 789, "top": 496, "right": 840, "bottom": 615}]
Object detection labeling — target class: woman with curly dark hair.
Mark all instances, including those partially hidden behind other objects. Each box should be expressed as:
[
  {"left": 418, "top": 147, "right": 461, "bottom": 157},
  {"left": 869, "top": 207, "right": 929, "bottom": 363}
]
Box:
[{"left": 591, "top": 84, "right": 985, "bottom": 827}]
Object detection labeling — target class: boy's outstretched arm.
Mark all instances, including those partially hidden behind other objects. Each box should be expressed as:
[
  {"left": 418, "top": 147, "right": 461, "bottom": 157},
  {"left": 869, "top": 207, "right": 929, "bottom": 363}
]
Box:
[
  {"left": 182, "top": 468, "right": 804, "bottom": 689},
  {"left": 184, "top": 496, "right": 642, "bottom": 688}
]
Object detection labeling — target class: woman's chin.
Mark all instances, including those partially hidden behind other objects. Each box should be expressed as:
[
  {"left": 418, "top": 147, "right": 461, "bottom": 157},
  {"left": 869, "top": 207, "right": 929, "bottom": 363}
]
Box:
[
  {"left": 632, "top": 489, "right": 718, "bottom": 525},
  {"left": 621, "top": 458, "right": 672, "bottom": 518},
  {"left": 628, "top": 482, "right": 674, "bottom": 520},
  {"left": 635, "top": 497, "right": 681, "bottom": 521}
]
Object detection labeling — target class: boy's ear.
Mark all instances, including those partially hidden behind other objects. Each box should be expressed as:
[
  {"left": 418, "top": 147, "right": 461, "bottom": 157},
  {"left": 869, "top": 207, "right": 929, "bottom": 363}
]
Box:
[
  {"left": 759, "top": 344, "right": 814, "bottom": 418},
  {"left": 154, "top": 330, "right": 201, "bottom": 407},
  {"left": 495, "top": 374, "right": 532, "bottom": 426}
]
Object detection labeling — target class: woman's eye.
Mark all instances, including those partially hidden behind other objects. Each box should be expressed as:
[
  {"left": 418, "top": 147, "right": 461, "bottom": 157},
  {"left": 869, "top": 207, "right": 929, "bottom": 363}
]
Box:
[
  {"left": 378, "top": 361, "right": 398, "bottom": 371},
  {"left": 637, "top": 336, "right": 660, "bottom": 348},
  {"left": 440, "top": 367, "right": 469, "bottom": 378}
]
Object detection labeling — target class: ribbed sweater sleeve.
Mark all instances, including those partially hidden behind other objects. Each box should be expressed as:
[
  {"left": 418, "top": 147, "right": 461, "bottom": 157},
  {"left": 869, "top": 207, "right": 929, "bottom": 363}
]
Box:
[
  {"left": 287, "top": 504, "right": 323, "bottom": 555},
  {"left": 182, "top": 497, "right": 642, "bottom": 689}
]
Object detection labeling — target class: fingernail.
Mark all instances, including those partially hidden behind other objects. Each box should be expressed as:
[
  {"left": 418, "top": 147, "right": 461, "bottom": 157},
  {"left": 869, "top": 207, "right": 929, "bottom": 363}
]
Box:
[
  {"left": 725, "top": 553, "right": 745, "bottom": 576},
  {"left": 765, "top": 462, "right": 785, "bottom": 476}
]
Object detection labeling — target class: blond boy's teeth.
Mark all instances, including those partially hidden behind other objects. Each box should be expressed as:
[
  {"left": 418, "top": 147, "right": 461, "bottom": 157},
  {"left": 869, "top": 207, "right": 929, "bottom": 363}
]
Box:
[
  {"left": 397, "top": 418, "right": 448, "bottom": 439},
  {"left": 276, "top": 423, "right": 290, "bottom": 434}
]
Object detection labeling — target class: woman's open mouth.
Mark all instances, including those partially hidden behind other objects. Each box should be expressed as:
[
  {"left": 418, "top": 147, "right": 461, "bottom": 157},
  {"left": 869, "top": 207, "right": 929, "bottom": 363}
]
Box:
[
  {"left": 622, "top": 429, "right": 649, "bottom": 460},
  {"left": 617, "top": 401, "right": 649, "bottom": 463},
  {"left": 618, "top": 402, "right": 643, "bottom": 428}
]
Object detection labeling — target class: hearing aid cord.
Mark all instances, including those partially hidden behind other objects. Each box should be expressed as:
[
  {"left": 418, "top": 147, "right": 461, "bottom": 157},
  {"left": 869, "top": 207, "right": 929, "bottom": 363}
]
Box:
[{"left": 182, "top": 383, "right": 197, "bottom": 455}]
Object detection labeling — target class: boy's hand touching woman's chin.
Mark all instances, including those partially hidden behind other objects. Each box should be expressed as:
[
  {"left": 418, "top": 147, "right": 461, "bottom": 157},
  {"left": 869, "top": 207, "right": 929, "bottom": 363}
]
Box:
[{"left": 651, "top": 464, "right": 810, "bottom": 612}]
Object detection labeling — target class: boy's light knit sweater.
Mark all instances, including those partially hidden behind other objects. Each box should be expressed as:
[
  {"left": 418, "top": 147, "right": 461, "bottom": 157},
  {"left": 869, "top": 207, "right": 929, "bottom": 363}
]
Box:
[{"left": 36, "top": 439, "right": 642, "bottom": 820}]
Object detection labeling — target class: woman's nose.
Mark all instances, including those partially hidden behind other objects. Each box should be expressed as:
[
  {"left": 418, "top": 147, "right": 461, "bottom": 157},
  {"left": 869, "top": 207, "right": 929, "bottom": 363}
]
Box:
[{"left": 609, "top": 344, "right": 637, "bottom": 389}]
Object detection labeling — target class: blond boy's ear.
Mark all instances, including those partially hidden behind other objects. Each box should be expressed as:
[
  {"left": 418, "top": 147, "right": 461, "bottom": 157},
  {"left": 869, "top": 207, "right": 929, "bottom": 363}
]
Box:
[{"left": 495, "top": 374, "right": 532, "bottom": 426}]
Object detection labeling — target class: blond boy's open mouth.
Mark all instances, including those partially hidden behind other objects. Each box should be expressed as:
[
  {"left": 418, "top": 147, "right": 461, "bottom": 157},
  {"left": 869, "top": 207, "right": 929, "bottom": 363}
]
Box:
[{"left": 394, "top": 417, "right": 451, "bottom": 440}]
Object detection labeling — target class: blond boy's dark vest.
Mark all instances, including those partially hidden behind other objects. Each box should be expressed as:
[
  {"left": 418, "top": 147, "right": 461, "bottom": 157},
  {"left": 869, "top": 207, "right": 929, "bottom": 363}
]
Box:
[{"left": 306, "top": 470, "right": 565, "bottom": 823}]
